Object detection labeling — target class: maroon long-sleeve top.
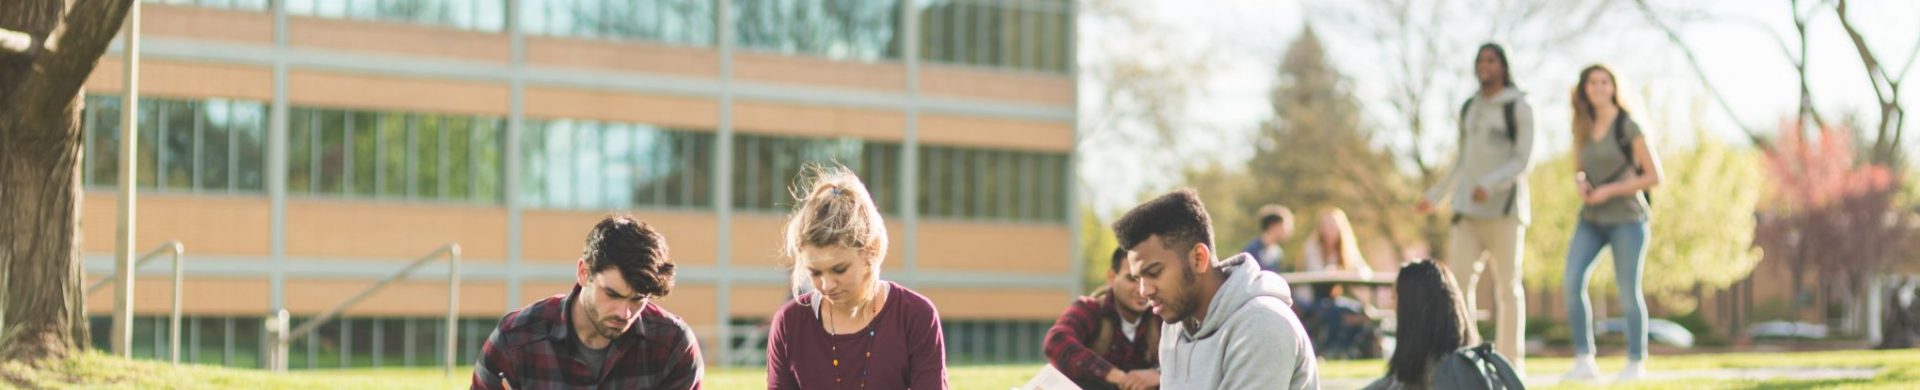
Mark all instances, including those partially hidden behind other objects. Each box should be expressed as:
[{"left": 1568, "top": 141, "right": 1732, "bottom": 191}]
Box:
[{"left": 766, "top": 281, "right": 948, "bottom": 390}]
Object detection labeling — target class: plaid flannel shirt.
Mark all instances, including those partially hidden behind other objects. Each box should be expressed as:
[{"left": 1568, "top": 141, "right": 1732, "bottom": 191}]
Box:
[
  {"left": 1042, "top": 289, "right": 1161, "bottom": 390},
  {"left": 471, "top": 285, "right": 703, "bottom": 389}
]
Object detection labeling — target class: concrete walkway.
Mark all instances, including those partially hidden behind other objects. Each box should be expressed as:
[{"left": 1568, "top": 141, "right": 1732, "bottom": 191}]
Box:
[{"left": 1322, "top": 366, "right": 1882, "bottom": 389}]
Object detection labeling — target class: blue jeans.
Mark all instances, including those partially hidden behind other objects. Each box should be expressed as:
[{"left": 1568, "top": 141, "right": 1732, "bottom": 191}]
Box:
[{"left": 1563, "top": 219, "right": 1649, "bottom": 359}]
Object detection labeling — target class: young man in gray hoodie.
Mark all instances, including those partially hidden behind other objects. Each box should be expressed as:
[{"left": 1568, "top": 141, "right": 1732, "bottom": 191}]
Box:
[
  {"left": 1416, "top": 42, "right": 1536, "bottom": 372},
  {"left": 1112, "top": 189, "right": 1318, "bottom": 389}
]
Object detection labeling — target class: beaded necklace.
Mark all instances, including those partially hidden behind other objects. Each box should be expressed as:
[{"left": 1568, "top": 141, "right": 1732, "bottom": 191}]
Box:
[{"left": 825, "top": 297, "right": 878, "bottom": 389}]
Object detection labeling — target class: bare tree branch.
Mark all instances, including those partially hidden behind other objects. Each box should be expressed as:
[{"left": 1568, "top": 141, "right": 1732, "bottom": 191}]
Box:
[
  {"left": 1630, "top": 0, "right": 1767, "bottom": 146},
  {"left": 1831, "top": 0, "right": 1907, "bottom": 163}
]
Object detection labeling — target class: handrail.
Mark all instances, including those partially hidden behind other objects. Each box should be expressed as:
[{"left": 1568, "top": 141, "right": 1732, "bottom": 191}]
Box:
[
  {"left": 268, "top": 243, "right": 460, "bottom": 377},
  {"left": 87, "top": 240, "right": 185, "bottom": 366}
]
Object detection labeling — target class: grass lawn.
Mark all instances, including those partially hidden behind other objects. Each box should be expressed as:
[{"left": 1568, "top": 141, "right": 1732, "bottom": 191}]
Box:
[{"left": 5, "top": 348, "right": 1919, "bottom": 389}]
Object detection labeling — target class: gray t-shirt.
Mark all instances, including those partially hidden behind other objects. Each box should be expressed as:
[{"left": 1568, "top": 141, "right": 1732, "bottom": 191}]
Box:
[
  {"left": 1579, "top": 114, "right": 1650, "bottom": 224},
  {"left": 574, "top": 332, "right": 611, "bottom": 378}
]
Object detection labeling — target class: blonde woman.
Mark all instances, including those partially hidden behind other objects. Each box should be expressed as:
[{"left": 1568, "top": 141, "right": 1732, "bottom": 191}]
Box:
[
  {"left": 1562, "top": 64, "right": 1663, "bottom": 382},
  {"left": 766, "top": 166, "right": 949, "bottom": 389},
  {"left": 1302, "top": 208, "right": 1375, "bottom": 358}
]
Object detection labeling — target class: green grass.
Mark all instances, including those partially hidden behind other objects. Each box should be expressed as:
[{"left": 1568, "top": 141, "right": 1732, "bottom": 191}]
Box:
[{"left": 6, "top": 349, "right": 1920, "bottom": 389}]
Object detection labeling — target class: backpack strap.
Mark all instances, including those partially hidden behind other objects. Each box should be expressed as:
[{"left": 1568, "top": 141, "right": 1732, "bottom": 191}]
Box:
[
  {"left": 1501, "top": 101, "right": 1519, "bottom": 216},
  {"left": 1502, "top": 102, "right": 1517, "bottom": 143}
]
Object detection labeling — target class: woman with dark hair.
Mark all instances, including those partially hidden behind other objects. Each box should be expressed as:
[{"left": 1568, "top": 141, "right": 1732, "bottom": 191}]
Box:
[
  {"left": 1363, "top": 260, "right": 1481, "bottom": 390},
  {"left": 1562, "top": 64, "right": 1664, "bottom": 382}
]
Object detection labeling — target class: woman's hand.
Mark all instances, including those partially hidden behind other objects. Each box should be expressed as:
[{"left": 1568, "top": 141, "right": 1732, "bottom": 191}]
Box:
[{"left": 1583, "top": 184, "right": 1615, "bottom": 205}]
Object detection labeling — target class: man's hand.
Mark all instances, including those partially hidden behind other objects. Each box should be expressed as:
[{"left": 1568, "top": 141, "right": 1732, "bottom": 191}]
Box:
[
  {"left": 1471, "top": 186, "right": 1489, "bottom": 203},
  {"left": 1415, "top": 200, "right": 1434, "bottom": 214}
]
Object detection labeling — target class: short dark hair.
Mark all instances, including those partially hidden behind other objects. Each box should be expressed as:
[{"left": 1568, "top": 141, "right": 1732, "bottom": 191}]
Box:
[
  {"left": 583, "top": 216, "right": 676, "bottom": 297},
  {"left": 1258, "top": 206, "right": 1293, "bottom": 231},
  {"left": 1109, "top": 247, "right": 1128, "bottom": 273},
  {"left": 1477, "top": 43, "right": 1515, "bottom": 87},
  {"left": 1112, "top": 189, "right": 1215, "bottom": 256}
]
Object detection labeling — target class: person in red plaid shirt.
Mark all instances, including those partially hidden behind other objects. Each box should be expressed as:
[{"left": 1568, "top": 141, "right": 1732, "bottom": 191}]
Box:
[
  {"left": 471, "top": 216, "right": 703, "bottom": 389},
  {"left": 1044, "top": 247, "right": 1162, "bottom": 390}
]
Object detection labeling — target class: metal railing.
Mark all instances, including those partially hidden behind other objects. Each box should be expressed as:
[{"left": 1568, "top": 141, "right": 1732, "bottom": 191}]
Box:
[
  {"left": 266, "top": 244, "right": 460, "bottom": 376},
  {"left": 87, "top": 240, "right": 185, "bottom": 365}
]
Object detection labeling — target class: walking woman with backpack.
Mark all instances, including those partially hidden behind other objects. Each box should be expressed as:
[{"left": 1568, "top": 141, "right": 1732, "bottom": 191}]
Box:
[
  {"left": 1561, "top": 64, "right": 1664, "bottom": 382},
  {"left": 1363, "top": 260, "right": 1523, "bottom": 390}
]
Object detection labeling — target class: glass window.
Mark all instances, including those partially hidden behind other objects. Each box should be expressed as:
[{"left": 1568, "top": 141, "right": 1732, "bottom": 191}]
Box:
[
  {"left": 289, "top": 109, "right": 314, "bottom": 194},
  {"left": 471, "top": 119, "right": 503, "bottom": 203},
  {"left": 918, "top": 0, "right": 1070, "bottom": 73},
  {"left": 734, "top": 0, "right": 901, "bottom": 61},
  {"left": 152, "top": 99, "right": 187, "bottom": 191},
  {"left": 232, "top": 101, "right": 267, "bottom": 192},
  {"left": 194, "top": 99, "right": 227, "bottom": 192},
  {"left": 377, "top": 113, "right": 408, "bottom": 198},
  {"left": 414, "top": 115, "right": 444, "bottom": 200},
  {"left": 524, "top": 0, "right": 715, "bottom": 46},
  {"left": 314, "top": 110, "right": 344, "bottom": 194},
  {"left": 87, "top": 96, "right": 124, "bottom": 188},
  {"left": 350, "top": 111, "right": 378, "bottom": 198},
  {"left": 520, "top": 121, "right": 549, "bottom": 207},
  {"left": 445, "top": 116, "right": 473, "bottom": 201}
]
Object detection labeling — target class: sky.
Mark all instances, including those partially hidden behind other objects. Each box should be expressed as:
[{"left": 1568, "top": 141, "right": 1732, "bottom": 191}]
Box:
[{"left": 1079, "top": 0, "right": 1920, "bottom": 215}]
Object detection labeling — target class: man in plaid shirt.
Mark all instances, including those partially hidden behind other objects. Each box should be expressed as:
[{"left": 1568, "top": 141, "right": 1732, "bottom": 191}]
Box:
[
  {"left": 1044, "top": 248, "right": 1163, "bottom": 390},
  {"left": 471, "top": 216, "right": 703, "bottom": 389}
]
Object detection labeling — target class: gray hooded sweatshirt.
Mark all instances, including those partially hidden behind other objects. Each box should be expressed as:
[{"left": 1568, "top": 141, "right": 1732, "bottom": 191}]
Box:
[
  {"left": 1159, "top": 253, "right": 1319, "bottom": 389},
  {"left": 1425, "top": 87, "right": 1536, "bottom": 225}
]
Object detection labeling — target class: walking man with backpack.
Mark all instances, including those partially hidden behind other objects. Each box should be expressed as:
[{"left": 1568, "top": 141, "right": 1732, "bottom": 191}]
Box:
[{"left": 1416, "top": 42, "right": 1536, "bottom": 373}]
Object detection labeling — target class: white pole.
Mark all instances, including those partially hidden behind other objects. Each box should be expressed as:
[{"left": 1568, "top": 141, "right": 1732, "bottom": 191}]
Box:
[
  {"left": 112, "top": 0, "right": 142, "bottom": 360},
  {"left": 444, "top": 246, "right": 461, "bottom": 378}
]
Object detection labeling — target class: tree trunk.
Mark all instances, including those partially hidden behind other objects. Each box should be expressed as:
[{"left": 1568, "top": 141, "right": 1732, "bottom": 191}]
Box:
[
  {"left": 0, "top": 106, "right": 89, "bottom": 364},
  {"left": 1, "top": 0, "right": 138, "bottom": 366}
]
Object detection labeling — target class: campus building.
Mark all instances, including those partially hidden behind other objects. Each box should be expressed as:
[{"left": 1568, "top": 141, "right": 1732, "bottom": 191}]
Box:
[{"left": 81, "top": 0, "right": 1078, "bottom": 369}]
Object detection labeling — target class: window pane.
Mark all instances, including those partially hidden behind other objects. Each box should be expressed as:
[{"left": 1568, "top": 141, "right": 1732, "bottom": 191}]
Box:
[
  {"left": 161, "top": 99, "right": 195, "bottom": 191},
  {"left": 289, "top": 109, "right": 314, "bottom": 195},
  {"left": 316, "top": 110, "right": 346, "bottom": 194},
  {"left": 137, "top": 100, "right": 161, "bottom": 189},
  {"left": 233, "top": 101, "right": 266, "bottom": 192},
  {"left": 472, "top": 118, "right": 503, "bottom": 203},
  {"left": 378, "top": 113, "right": 408, "bottom": 198},
  {"left": 414, "top": 115, "right": 443, "bottom": 200},
  {"left": 446, "top": 116, "right": 473, "bottom": 201},
  {"left": 735, "top": 0, "right": 899, "bottom": 60},
  {"left": 195, "top": 99, "right": 228, "bottom": 192},
  {"left": 90, "top": 96, "right": 124, "bottom": 188},
  {"left": 544, "top": 120, "right": 575, "bottom": 208},
  {"left": 519, "top": 120, "right": 548, "bottom": 207},
  {"left": 604, "top": 122, "right": 636, "bottom": 208},
  {"left": 351, "top": 112, "right": 378, "bottom": 198}
]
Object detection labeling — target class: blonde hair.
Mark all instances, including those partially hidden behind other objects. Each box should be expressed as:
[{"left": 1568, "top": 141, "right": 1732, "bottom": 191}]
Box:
[
  {"left": 782, "top": 164, "right": 890, "bottom": 299},
  {"left": 1570, "top": 64, "right": 1629, "bottom": 151},
  {"left": 1315, "top": 208, "right": 1368, "bottom": 273}
]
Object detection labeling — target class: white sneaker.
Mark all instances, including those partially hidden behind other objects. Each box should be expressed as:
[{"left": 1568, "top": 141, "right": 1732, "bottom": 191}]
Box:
[
  {"left": 1617, "top": 359, "right": 1647, "bottom": 382},
  {"left": 1562, "top": 355, "right": 1599, "bottom": 382}
]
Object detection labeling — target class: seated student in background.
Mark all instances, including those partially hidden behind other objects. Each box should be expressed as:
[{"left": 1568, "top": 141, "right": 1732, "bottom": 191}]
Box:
[
  {"left": 1302, "top": 208, "right": 1379, "bottom": 358},
  {"left": 1240, "top": 204, "right": 1295, "bottom": 273},
  {"left": 765, "top": 166, "right": 948, "bottom": 389},
  {"left": 1364, "top": 260, "right": 1521, "bottom": 390},
  {"left": 1044, "top": 248, "right": 1163, "bottom": 390}
]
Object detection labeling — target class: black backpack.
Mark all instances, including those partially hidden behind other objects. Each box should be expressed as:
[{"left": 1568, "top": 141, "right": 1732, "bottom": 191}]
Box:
[
  {"left": 1431, "top": 343, "right": 1527, "bottom": 390},
  {"left": 1458, "top": 98, "right": 1520, "bottom": 216}
]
